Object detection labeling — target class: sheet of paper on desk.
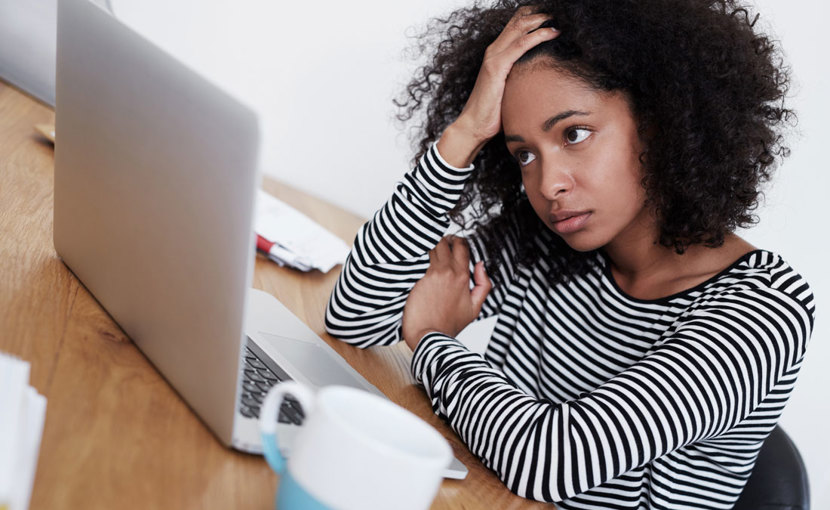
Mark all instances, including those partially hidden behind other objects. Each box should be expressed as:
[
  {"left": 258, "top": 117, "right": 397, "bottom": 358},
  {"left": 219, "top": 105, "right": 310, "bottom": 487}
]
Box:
[
  {"left": 0, "top": 352, "right": 47, "bottom": 510},
  {"left": 255, "top": 189, "right": 351, "bottom": 273}
]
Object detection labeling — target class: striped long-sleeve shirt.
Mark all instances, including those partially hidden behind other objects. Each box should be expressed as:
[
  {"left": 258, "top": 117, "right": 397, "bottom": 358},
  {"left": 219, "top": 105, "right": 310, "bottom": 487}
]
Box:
[{"left": 324, "top": 143, "right": 815, "bottom": 509}]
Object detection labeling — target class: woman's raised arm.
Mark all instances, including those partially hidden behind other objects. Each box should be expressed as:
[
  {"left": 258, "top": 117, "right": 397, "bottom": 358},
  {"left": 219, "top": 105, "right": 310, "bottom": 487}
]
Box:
[
  {"left": 325, "top": 8, "right": 558, "bottom": 348},
  {"left": 324, "top": 144, "right": 485, "bottom": 347}
]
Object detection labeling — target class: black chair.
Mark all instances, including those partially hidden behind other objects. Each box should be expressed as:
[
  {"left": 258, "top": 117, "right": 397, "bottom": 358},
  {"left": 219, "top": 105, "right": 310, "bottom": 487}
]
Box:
[{"left": 733, "top": 426, "right": 810, "bottom": 510}]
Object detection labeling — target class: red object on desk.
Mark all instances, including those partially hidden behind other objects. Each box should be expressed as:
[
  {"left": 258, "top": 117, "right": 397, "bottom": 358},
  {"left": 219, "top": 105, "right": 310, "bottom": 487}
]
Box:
[{"left": 256, "top": 234, "right": 275, "bottom": 253}]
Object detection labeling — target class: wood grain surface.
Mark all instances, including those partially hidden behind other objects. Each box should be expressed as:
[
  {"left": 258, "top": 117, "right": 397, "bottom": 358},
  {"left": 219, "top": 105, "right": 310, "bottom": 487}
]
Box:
[{"left": 0, "top": 81, "right": 553, "bottom": 509}]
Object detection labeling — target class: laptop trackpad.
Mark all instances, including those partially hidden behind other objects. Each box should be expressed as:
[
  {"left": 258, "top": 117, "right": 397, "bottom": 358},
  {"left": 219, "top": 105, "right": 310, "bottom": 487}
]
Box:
[{"left": 258, "top": 332, "right": 364, "bottom": 388}]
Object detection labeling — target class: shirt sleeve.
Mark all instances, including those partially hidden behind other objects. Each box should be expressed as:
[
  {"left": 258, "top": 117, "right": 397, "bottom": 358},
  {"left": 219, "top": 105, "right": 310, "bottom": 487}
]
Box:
[
  {"left": 324, "top": 143, "right": 515, "bottom": 348},
  {"left": 410, "top": 284, "right": 814, "bottom": 502}
]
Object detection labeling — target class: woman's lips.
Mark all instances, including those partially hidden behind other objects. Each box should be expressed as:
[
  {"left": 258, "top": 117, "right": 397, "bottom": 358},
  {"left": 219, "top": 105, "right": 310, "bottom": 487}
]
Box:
[{"left": 550, "top": 211, "right": 592, "bottom": 234}]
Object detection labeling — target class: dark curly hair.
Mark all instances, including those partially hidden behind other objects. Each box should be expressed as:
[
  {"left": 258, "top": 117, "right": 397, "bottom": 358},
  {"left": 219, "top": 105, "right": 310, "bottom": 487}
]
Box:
[{"left": 396, "top": 0, "right": 793, "bottom": 285}]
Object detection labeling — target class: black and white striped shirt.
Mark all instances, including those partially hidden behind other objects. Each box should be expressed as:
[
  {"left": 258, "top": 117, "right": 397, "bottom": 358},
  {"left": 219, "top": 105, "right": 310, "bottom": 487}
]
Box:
[{"left": 325, "top": 144, "right": 815, "bottom": 509}]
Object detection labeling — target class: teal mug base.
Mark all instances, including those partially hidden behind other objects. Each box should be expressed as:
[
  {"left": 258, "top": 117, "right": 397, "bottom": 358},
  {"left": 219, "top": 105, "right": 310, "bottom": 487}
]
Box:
[{"left": 276, "top": 471, "right": 332, "bottom": 510}]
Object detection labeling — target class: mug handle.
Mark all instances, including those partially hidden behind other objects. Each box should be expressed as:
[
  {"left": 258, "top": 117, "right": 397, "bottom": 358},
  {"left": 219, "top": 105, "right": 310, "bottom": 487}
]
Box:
[{"left": 259, "top": 381, "right": 316, "bottom": 474}]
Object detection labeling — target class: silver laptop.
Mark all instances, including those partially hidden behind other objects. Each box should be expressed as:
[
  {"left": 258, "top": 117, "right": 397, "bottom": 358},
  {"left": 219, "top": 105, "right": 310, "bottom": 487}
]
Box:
[{"left": 53, "top": 0, "right": 466, "bottom": 479}]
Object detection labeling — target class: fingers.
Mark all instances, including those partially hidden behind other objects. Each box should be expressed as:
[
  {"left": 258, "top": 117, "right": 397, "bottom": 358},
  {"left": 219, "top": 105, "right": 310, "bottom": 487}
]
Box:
[
  {"left": 513, "top": 4, "right": 544, "bottom": 18},
  {"left": 470, "top": 261, "right": 493, "bottom": 315},
  {"left": 487, "top": 10, "right": 555, "bottom": 56},
  {"left": 478, "top": 13, "right": 559, "bottom": 94},
  {"left": 441, "top": 236, "right": 492, "bottom": 315},
  {"left": 449, "top": 236, "right": 470, "bottom": 270},
  {"left": 419, "top": 238, "right": 492, "bottom": 337},
  {"left": 497, "top": 24, "right": 559, "bottom": 65},
  {"left": 431, "top": 236, "right": 470, "bottom": 273},
  {"left": 430, "top": 236, "right": 451, "bottom": 266}
]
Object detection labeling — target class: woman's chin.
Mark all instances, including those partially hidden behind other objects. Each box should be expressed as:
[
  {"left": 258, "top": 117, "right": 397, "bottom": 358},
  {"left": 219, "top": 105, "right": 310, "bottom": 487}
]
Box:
[{"left": 555, "top": 231, "right": 606, "bottom": 253}]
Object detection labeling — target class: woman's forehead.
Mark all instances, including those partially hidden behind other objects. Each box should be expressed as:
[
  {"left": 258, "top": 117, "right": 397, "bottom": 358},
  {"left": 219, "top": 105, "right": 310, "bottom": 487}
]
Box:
[{"left": 502, "top": 62, "right": 630, "bottom": 126}]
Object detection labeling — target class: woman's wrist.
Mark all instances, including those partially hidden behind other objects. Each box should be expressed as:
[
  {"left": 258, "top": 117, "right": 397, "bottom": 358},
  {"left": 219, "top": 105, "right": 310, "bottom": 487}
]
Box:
[
  {"left": 404, "top": 328, "right": 434, "bottom": 351},
  {"left": 436, "top": 121, "right": 490, "bottom": 169}
]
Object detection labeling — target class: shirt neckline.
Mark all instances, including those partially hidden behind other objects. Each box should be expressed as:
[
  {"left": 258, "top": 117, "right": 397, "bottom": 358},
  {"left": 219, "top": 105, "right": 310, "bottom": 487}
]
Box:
[{"left": 597, "top": 248, "right": 767, "bottom": 305}]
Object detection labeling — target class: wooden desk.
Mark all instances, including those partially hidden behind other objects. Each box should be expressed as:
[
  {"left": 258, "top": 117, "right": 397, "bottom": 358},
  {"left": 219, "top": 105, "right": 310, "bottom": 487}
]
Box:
[{"left": 0, "top": 82, "right": 551, "bottom": 509}]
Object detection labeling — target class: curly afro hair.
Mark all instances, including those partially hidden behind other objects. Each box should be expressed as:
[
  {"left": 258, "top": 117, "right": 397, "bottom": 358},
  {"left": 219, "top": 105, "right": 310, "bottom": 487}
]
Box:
[{"left": 396, "top": 0, "right": 793, "bottom": 285}]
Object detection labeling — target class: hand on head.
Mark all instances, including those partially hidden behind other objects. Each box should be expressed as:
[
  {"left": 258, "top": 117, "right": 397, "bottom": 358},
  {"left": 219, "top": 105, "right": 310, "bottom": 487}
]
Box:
[{"left": 436, "top": 7, "right": 559, "bottom": 168}]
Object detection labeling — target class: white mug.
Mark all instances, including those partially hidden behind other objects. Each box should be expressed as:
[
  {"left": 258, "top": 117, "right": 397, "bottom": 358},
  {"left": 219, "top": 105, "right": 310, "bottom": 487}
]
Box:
[{"left": 260, "top": 381, "right": 452, "bottom": 510}]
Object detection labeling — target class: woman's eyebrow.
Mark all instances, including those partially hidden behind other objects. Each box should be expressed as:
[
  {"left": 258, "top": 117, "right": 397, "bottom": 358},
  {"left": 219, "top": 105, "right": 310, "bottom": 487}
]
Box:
[
  {"left": 542, "top": 110, "right": 591, "bottom": 131},
  {"left": 504, "top": 110, "right": 592, "bottom": 143}
]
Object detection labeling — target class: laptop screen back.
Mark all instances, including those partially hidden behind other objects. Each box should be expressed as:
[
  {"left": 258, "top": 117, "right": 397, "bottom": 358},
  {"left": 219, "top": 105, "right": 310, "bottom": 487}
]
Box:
[{"left": 54, "top": 0, "right": 260, "bottom": 444}]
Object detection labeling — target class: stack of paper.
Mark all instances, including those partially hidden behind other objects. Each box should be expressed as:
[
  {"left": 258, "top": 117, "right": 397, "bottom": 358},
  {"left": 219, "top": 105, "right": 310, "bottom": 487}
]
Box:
[
  {"left": 254, "top": 189, "right": 351, "bottom": 273},
  {"left": 0, "top": 353, "right": 46, "bottom": 510}
]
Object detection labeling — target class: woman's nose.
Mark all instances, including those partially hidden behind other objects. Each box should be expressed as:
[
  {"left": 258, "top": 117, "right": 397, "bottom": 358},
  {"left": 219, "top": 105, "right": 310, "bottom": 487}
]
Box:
[{"left": 539, "top": 159, "right": 573, "bottom": 200}]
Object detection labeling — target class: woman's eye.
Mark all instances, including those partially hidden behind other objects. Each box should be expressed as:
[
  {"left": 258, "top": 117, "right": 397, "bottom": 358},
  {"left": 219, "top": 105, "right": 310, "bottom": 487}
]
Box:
[
  {"left": 565, "top": 128, "right": 592, "bottom": 145},
  {"left": 516, "top": 151, "right": 536, "bottom": 167}
]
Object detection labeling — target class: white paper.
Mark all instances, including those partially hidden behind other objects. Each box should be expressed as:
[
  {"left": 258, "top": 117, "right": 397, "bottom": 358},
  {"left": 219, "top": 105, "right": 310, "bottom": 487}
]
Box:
[
  {"left": 10, "top": 389, "right": 46, "bottom": 510},
  {"left": 254, "top": 189, "right": 350, "bottom": 273},
  {"left": 0, "top": 352, "right": 46, "bottom": 510},
  {"left": 0, "top": 353, "right": 29, "bottom": 506}
]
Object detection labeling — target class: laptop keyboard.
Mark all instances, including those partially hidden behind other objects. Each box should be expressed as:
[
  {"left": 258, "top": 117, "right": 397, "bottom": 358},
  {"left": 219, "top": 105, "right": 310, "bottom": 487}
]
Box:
[{"left": 239, "top": 345, "right": 305, "bottom": 425}]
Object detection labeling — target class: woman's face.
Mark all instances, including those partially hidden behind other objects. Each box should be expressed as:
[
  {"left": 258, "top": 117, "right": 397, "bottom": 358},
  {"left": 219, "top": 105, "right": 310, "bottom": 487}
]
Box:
[{"left": 501, "top": 60, "right": 651, "bottom": 252}]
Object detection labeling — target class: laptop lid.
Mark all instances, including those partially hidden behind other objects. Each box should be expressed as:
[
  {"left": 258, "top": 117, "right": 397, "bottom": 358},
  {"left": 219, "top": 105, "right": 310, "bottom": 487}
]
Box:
[{"left": 54, "top": 0, "right": 260, "bottom": 445}]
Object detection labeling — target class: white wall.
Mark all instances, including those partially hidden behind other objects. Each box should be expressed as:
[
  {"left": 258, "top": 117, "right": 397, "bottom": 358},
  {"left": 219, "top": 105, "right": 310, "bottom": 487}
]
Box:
[
  {"left": 740, "top": 1, "right": 830, "bottom": 504},
  {"left": 0, "top": 0, "right": 57, "bottom": 104},
  {"left": 113, "top": 0, "right": 471, "bottom": 219},
  {"left": 109, "top": 0, "right": 829, "bottom": 506}
]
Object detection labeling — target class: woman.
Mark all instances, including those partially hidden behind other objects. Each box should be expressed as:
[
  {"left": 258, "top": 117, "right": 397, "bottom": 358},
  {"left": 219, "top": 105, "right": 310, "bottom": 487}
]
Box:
[{"left": 325, "top": 0, "right": 815, "bottom": 508}]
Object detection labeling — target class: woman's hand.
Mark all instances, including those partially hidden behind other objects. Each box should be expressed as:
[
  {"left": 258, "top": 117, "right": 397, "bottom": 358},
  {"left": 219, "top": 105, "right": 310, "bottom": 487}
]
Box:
[
  {"left": 437, "top": 7, "right": 559, "bottom": 167},
  {"left": 402, "top": 237, "right": 493, "bottom": 350}
]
